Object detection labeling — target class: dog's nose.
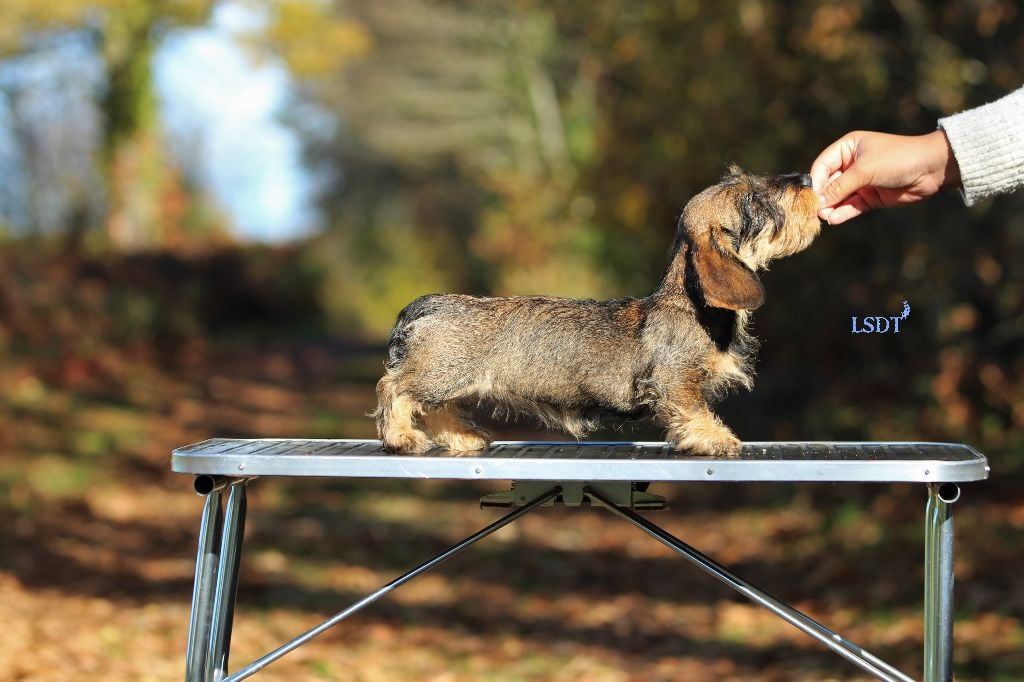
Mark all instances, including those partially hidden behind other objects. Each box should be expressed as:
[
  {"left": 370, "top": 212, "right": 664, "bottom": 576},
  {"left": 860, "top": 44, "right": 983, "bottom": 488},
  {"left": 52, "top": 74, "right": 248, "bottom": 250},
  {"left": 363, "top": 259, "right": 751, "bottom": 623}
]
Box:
[{"left": 779, "top": 172, "right": 814, "bottom": 188}]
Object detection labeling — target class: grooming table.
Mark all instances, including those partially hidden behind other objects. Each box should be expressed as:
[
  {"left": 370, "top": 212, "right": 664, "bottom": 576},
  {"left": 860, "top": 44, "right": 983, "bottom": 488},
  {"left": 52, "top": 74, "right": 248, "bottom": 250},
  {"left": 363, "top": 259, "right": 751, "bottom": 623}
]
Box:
[{"left": 173, "top": 440, "right": 989, "bottom": 682}]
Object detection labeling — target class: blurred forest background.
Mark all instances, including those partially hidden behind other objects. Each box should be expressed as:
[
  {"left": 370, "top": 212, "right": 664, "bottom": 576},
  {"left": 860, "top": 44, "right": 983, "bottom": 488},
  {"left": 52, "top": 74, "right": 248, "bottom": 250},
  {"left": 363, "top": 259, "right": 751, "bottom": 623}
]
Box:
[{"left": 1, "top": 1, "right": 1022, "bottom": 680}]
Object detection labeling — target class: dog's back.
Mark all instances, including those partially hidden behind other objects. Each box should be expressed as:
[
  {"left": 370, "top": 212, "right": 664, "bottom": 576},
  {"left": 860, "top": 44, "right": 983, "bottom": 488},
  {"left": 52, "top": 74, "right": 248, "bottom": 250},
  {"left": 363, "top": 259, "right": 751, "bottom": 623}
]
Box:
[{"left": 384, "top": 293, "right": 650, "bottom": 413}]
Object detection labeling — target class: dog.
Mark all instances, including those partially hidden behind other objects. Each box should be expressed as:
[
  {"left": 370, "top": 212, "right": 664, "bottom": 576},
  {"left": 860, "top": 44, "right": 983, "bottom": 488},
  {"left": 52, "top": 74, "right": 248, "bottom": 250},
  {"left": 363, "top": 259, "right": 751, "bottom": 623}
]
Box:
[{"left": 374, "top": 165, "right": 822, "bottom": 456}]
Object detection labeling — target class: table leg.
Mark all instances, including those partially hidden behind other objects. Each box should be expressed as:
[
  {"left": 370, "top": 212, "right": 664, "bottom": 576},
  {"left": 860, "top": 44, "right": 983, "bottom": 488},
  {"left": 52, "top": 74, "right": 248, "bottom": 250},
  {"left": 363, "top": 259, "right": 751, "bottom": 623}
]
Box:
[
  {"left": 221, "top": 485, "right": 561, "bottom": 682},
  {"left": 586, "top": 486, "right": 913, "bottom": 682},
  {"left": 924, "top": 482, "right": 959, "bottom": 682},
  {"left": 185, "top": 488, "right": 224, "bottom": 682},
  {"left": 207, "top": 480, "right": 249, "bottom": 681}
]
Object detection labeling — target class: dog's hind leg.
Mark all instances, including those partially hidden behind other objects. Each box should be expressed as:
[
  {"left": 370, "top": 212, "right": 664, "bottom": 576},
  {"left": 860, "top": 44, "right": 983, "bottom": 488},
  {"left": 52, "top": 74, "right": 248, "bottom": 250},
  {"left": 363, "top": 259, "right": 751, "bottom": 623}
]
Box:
[
  {"left": 375, "top": 374, "right": 432, "bottom": 454},
  {"left": 421, "top": 403, "right": 491, "bottom": 454}
]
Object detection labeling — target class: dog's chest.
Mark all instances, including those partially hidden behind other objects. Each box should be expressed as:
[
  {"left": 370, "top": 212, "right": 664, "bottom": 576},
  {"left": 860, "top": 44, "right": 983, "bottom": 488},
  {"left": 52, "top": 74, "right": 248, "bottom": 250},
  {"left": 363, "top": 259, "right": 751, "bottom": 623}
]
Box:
[{"left": 710, "top": 350, "right": 749, "bottom": 385}]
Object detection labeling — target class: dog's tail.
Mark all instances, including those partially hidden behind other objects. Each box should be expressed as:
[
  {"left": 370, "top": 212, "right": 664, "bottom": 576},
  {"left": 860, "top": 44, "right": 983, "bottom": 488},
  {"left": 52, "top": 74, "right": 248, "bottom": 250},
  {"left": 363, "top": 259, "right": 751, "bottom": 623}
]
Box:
[{"left": 372, "top": 373, "right": 397, "bottom": 437}]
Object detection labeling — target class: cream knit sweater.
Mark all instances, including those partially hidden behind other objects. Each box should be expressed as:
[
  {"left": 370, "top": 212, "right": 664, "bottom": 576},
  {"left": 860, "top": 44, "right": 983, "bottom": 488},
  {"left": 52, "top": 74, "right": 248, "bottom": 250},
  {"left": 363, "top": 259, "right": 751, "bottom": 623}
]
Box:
[{"left": 938, "top": 86, "right": 1024, "bottom": 206}]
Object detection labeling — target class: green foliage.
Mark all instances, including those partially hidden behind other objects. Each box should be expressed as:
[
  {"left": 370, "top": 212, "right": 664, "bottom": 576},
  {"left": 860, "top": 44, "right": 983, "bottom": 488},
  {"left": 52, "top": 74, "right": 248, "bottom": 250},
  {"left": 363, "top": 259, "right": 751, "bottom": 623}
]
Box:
[{"left": 246, "top": 0, "right": 372, "bottom": 77}]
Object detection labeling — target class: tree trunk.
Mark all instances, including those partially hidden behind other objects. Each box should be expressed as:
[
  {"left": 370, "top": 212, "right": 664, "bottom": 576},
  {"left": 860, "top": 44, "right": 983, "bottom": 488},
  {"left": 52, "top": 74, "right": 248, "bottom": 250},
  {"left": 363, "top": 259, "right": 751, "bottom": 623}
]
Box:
[{"left": 101, "top": 3, "right": 166, "bottom": 250}]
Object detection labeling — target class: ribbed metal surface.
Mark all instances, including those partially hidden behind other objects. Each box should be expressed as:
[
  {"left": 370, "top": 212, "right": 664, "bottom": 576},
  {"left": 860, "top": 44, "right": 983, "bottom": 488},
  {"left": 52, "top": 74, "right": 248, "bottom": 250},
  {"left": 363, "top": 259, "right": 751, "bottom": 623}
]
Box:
[{"left": 172, "top": 439, "right": 989, "bottom": 483}]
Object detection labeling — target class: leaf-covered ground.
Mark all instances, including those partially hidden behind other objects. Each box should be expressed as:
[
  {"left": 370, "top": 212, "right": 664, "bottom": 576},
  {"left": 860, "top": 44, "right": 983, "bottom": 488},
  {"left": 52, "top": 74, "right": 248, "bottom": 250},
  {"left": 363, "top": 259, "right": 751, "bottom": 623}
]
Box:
[{"left": 1, "top": 343, "right": 1022, "bottom": 681}]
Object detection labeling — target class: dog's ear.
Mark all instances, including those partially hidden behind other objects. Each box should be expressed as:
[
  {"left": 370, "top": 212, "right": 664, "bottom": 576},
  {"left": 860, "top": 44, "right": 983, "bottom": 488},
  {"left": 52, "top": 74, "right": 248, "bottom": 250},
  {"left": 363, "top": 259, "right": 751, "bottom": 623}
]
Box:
[{"left": 692, "top": 229, "right": 765, "bottom": 310}]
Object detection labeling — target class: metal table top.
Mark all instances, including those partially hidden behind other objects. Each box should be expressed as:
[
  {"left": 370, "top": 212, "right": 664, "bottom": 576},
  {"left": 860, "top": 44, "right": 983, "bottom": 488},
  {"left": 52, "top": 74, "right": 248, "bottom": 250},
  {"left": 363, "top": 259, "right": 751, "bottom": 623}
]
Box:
[{"left": 172, "top": 439, "right": 989, "bottom": 483}]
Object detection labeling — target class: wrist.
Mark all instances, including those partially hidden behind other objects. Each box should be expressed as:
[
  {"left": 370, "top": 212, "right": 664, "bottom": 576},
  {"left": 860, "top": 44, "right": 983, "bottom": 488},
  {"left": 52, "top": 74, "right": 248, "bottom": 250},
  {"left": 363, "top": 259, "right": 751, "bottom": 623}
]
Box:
[{"left": 924, "top": 130, "right": 962, "bottom": 190}]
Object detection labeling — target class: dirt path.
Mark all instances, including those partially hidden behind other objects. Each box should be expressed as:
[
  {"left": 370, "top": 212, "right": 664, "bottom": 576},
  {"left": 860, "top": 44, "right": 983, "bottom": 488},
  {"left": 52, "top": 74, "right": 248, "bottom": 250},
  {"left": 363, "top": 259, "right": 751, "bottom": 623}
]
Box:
[{"left": 1, "top": 344, "right": 1021, "bottom": 681}]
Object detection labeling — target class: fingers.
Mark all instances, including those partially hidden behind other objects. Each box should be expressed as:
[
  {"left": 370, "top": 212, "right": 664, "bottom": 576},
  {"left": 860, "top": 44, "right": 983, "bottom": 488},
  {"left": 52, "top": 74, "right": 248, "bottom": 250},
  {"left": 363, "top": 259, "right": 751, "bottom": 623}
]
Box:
[
  {"left": 820, "top": 193, "right": 873, "bottom": 225},
  {"left": 809, "top": 133, "right": 858, "bottom": 192},
  {"left": 810, "top": 133, "right": 873, "bottom": 211},
  {"left": 819, "top": 164, "right": 869, "bottom": 210}
]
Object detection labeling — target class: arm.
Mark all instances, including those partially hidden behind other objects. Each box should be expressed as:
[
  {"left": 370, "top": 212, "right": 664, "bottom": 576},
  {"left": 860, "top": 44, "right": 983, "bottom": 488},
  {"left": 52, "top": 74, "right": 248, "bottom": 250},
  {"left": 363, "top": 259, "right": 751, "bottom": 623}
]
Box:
[{"left": 938, "top": 86, "right": 1024, "bottom": 206}]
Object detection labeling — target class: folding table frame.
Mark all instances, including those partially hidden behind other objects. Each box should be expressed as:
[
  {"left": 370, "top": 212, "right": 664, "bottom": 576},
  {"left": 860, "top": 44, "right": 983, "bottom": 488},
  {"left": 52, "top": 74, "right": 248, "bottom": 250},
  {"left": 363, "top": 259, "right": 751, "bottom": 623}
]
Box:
[{"left": 172, "top": 439, "right": 989, "bottom": 682}]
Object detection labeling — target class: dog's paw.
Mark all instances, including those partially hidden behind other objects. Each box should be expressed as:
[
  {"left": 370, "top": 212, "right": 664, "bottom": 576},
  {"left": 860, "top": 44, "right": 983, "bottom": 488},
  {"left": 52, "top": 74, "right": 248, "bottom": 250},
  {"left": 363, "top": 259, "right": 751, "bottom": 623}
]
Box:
[
  {"left": 382, "top": 429, "right": 433, "bottom": 455},
  {"left": 702, "top": 432, "right": 742, "bottom": 458},
  {"left": 667, "top": 415, "right": 742, "bottom": 457},
  {"left": 671, "top": 433, "right": 741, "bottom": 457}
]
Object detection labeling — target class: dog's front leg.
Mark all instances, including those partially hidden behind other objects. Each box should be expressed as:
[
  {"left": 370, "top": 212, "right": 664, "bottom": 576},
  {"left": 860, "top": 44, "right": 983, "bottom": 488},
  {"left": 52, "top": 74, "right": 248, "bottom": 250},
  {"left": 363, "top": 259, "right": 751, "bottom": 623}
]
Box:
[{"left": 654, "top": 382, "right": 742, "bottom": 457}]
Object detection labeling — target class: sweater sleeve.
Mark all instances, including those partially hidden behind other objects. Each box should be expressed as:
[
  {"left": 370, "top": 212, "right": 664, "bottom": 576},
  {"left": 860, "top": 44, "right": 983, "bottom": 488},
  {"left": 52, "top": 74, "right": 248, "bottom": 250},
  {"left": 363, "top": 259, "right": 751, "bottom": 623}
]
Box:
[{"left": 937, "top": 86, "right": 1024, "bottom": 206}]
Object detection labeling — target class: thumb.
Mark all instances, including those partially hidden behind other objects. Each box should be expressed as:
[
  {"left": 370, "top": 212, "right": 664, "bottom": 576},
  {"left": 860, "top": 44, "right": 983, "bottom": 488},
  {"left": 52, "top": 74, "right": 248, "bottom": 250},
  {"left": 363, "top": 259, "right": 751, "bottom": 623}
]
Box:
[{"left": 820, "top": 164, "right": 868, "bottom": 208}]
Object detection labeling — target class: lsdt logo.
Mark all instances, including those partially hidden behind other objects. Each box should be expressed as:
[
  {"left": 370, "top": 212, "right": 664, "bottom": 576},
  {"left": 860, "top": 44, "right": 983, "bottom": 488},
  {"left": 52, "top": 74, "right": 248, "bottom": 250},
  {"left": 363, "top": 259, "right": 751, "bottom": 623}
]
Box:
[{"left": 851, "top": 301, "right": 910, "bottom": 334}]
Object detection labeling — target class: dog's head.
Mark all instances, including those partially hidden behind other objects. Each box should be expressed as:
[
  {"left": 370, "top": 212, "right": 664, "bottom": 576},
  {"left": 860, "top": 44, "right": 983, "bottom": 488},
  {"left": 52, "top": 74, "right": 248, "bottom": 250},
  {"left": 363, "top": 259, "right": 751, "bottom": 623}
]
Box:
[{"left": 681, "top": 164, "right": 822, "bottom": 310}]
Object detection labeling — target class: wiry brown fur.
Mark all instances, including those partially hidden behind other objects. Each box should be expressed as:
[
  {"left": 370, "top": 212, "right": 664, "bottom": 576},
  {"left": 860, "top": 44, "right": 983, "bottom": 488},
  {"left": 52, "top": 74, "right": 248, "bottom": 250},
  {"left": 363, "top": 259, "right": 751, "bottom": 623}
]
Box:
[{"left": 374, "top": 166, "right": 824, "bottom": 456}]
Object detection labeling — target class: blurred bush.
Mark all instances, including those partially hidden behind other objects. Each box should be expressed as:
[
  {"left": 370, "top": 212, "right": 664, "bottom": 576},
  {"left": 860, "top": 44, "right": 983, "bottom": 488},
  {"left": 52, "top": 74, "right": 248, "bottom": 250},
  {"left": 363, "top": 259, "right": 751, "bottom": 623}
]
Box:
[{"left": 0, "top": 241, "right": 325, "bottom": 381}]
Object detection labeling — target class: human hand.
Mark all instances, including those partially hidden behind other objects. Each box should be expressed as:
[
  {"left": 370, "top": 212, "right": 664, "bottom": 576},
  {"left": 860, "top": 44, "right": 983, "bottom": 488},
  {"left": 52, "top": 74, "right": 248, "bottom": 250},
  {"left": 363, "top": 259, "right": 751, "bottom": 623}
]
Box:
[{"left": 809, "top": 130, "right": 962, "bottom": 225}]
